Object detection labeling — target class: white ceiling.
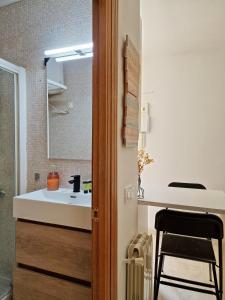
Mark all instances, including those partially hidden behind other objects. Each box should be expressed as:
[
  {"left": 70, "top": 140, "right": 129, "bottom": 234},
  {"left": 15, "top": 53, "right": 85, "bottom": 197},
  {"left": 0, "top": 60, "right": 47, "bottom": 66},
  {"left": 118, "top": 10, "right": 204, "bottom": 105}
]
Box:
[
  {"left": 141, "top": 0, "right": 225, "bottom": 56},
  {"left": 0, "top": 0, "right": 20, "bottom": 7}
]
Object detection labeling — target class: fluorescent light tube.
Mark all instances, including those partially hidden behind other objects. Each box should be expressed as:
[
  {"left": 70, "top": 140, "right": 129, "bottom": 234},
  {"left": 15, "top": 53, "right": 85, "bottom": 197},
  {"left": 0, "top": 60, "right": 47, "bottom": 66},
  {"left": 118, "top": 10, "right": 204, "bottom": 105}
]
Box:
[
  {"left": 45, "top": 43, "right": 93, "bottom": 56},
  {"left": 56, "top": 53, "right": 93, "bottom": 62}
]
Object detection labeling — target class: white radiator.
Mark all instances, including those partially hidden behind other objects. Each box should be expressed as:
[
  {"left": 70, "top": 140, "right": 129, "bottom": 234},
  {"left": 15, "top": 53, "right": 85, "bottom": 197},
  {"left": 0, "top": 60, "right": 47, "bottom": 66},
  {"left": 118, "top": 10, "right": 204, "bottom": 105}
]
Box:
[{"left": 126, "top": 233, "right": 153, "bottom": 300}]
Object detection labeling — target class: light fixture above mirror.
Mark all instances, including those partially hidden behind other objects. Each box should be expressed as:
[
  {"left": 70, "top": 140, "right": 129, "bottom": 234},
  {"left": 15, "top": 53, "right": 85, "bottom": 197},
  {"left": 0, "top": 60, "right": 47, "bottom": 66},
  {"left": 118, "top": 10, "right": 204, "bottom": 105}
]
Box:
[
  {"left": 56, "top": 52, "right": 93, "bottom": 62},
  {"left": 44, "top": 42, "right": 93, "bottom": 62}
]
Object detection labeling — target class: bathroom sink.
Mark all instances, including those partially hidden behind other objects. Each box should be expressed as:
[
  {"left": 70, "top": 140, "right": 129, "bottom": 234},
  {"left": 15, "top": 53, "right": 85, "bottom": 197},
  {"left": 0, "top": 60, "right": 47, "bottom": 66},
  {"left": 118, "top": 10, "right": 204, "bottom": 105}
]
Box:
[
  {"left": 17, "top": 188, "right": 91, "bottom": 206},
  {"left": 13, "top": 188, "right": 92, "bottom": 230}
]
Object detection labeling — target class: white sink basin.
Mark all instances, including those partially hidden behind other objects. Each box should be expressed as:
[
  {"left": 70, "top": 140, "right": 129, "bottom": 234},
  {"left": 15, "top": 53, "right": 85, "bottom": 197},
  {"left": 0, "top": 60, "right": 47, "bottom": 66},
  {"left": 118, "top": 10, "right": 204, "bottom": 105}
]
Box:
[
  {"left": 19, "top": 188, "right": 92, "bottom": 206},
  {"left": 13, "top": 188, "right": 92, "bottom": 230}
]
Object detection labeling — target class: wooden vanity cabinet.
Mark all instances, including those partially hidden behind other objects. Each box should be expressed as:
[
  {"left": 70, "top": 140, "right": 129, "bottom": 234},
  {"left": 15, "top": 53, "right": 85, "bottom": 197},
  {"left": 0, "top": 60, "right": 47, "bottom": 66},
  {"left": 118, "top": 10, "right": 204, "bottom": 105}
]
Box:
[
  {"left": 14, "top": 268, "right": 91, "bottom": 300},
  {"left": 13, "top": 220, "right": 92, "bottom": 300}
]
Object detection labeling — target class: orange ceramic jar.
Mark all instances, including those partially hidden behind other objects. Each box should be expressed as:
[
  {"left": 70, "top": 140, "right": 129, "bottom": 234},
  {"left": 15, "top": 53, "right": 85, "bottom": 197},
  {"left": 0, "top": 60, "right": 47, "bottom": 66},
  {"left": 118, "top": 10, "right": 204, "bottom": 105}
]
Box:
[{"left": 47, "top": 171, "right": 59, "bottom": 191}]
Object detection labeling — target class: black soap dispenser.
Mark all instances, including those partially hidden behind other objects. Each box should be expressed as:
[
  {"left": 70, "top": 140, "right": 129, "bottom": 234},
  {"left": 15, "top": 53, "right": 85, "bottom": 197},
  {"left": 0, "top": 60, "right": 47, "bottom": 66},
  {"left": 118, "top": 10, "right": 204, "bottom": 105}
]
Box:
[{"left": 69, "top": 175, "right": 80, "bottom": 193}]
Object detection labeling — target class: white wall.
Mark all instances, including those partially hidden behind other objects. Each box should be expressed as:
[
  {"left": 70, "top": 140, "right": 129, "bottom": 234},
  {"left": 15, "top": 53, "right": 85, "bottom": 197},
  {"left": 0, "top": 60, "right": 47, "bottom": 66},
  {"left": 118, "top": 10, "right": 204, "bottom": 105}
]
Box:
[
  {"left": 141, "top": 0, "right": 225, "bottom": 228},
  {"left": 117, "top": 0, "right": 141, "bottom": 299}
]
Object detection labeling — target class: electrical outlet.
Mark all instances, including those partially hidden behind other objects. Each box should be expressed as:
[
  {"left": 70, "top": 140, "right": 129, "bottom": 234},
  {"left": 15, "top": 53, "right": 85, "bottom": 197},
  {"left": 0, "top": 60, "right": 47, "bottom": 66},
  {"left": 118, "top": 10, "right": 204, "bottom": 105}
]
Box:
[{"left": 124, "top": 185, "right": 136, "bottom": 203}]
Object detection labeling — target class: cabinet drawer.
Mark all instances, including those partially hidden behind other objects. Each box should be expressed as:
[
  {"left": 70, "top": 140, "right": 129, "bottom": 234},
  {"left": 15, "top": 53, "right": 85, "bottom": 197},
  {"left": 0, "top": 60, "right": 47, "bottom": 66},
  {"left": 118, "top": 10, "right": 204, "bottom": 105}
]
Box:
[
  {"left": 13, "top": 267, "right": 91, "bottom": 300},
  {"left": 16, "top": 220, "right": 91, "bottom": 282}
]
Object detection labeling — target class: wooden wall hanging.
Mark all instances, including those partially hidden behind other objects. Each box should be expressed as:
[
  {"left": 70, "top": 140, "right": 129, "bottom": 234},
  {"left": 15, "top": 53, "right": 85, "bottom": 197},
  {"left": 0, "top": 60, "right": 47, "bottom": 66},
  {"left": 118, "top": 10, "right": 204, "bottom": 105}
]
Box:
[{"left": 123, "top": 35, "right": 140, "bottom": 147}]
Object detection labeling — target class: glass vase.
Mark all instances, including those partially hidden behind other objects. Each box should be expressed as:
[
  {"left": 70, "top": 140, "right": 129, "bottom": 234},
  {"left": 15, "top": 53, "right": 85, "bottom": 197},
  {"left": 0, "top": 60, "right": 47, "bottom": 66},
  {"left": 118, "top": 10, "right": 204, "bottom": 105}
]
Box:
[{"left": 137, "top": 174, "right": 144, "bottom": 199}]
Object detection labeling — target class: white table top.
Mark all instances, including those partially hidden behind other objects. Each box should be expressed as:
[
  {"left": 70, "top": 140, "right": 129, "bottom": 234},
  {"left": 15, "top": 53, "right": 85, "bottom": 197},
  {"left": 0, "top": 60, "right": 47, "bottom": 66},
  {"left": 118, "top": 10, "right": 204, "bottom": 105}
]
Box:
[{"left": 138, "top": 187, "right": 225, "bottom": 214}]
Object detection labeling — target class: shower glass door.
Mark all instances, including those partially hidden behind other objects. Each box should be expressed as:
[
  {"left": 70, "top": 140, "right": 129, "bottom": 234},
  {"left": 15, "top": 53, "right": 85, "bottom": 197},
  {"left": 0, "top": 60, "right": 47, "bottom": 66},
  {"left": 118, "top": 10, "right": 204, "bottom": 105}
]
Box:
[{"left": 0, "top": 67, "right": 17, "bottom": 297}]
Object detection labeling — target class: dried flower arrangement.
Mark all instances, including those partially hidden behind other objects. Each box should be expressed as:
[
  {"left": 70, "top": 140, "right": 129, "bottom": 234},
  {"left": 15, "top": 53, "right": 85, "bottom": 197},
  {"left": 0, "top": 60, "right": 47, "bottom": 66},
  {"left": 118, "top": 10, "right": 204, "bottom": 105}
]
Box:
[{"left": 137, "top": 149, "right": 154, "bottom": 175}]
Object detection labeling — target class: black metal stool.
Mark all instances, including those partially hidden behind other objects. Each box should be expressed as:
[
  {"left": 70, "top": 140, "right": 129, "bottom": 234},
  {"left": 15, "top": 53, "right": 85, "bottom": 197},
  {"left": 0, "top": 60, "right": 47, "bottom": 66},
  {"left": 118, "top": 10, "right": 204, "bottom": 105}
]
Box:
[
  {"left": 167, "top": 181, "right": 214, "bottom": 281},
  {"left": 154, "top": 209, "right": 223, "bottom": 300}
]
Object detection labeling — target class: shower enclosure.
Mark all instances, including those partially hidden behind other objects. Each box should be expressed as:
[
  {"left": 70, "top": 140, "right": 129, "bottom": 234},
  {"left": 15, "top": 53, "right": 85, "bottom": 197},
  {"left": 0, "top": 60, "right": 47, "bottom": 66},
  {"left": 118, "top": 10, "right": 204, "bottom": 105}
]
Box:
[{"left": 0, "top": 59, "right": 26, "bottom": 300}]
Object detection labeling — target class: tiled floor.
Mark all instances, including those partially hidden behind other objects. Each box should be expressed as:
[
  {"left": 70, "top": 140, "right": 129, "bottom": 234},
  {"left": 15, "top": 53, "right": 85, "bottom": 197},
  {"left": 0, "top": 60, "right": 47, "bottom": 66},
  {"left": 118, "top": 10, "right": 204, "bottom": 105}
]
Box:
[
  {"left": 151, "top": 232, "right": 217, "bottom": 300},
  {"left": 157, "top": 257, "right": 215, "bottom": 300}
]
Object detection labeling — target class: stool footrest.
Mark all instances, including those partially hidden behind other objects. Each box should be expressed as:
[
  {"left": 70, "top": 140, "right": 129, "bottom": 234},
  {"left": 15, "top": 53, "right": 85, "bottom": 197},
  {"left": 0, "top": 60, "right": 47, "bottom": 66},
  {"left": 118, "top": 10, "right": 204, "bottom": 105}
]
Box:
[
  {"left": 160, "top": 280, "right": 217, "bottom": 295},
  {"left": 161, "top": 274, "right": 215, "bottom": 289}
]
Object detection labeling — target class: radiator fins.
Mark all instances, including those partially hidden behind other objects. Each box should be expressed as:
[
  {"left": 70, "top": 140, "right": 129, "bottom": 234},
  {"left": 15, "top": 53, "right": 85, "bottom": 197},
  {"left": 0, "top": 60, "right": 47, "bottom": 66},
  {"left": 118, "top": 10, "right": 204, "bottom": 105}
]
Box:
[{"left": 126, "top": 233, "right": 153, "bottom": 300}]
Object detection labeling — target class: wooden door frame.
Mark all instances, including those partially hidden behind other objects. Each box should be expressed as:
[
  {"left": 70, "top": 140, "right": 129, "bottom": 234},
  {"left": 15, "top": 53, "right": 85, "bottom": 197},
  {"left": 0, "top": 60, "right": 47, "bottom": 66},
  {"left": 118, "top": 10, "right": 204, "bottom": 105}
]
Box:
[{"left": 92, "top": 0, "right": 118, "bottom": 299}]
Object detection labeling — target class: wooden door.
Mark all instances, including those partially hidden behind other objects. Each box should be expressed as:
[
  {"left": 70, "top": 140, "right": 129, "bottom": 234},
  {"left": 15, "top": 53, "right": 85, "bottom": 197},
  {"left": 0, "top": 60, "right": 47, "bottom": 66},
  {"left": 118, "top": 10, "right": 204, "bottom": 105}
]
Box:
[{"left": 92, "top": 0, "right": 118, "bottom": 299}]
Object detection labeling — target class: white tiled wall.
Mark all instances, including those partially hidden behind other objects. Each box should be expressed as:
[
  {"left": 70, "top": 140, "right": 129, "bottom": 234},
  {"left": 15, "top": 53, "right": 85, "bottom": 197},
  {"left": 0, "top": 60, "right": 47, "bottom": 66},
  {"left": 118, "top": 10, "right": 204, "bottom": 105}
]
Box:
[{"left": 0, "top": 0, "right": 92, "bottom": 191}]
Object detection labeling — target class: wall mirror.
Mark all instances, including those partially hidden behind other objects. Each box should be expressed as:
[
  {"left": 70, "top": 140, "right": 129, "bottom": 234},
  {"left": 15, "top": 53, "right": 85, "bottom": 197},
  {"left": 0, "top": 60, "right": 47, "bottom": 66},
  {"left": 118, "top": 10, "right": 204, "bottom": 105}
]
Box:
[{"left": 46, "top": 44, "right": 92, "bottom": 160}]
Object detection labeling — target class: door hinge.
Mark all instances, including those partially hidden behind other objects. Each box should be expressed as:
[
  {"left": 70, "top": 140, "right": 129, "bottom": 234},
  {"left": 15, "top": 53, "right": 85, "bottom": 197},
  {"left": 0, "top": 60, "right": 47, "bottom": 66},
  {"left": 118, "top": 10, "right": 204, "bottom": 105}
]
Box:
[{"left": 92, "top": 208, "right": 99, "bottom": 222}]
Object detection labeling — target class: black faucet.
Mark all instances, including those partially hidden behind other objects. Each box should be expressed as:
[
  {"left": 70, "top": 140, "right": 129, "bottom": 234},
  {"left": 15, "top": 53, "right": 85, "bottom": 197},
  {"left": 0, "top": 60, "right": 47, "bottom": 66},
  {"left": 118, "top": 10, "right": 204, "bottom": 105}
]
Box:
[{"left": 68, "top": 175, "right": 80, "bottom": 193}]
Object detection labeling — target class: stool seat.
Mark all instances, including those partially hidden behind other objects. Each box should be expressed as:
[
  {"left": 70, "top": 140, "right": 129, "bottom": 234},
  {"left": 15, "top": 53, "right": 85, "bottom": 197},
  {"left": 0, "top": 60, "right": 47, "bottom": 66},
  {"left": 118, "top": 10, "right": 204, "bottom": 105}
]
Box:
[{"left": 161, "top": 234, "right": 216, "bottom": 263}]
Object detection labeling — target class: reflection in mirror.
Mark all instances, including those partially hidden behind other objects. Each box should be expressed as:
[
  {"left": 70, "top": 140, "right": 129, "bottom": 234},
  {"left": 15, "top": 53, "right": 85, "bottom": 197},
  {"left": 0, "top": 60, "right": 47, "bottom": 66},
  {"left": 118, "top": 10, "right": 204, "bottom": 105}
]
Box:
[{"left": 46, "top": 45, "right": 92, "bottom": 160}]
